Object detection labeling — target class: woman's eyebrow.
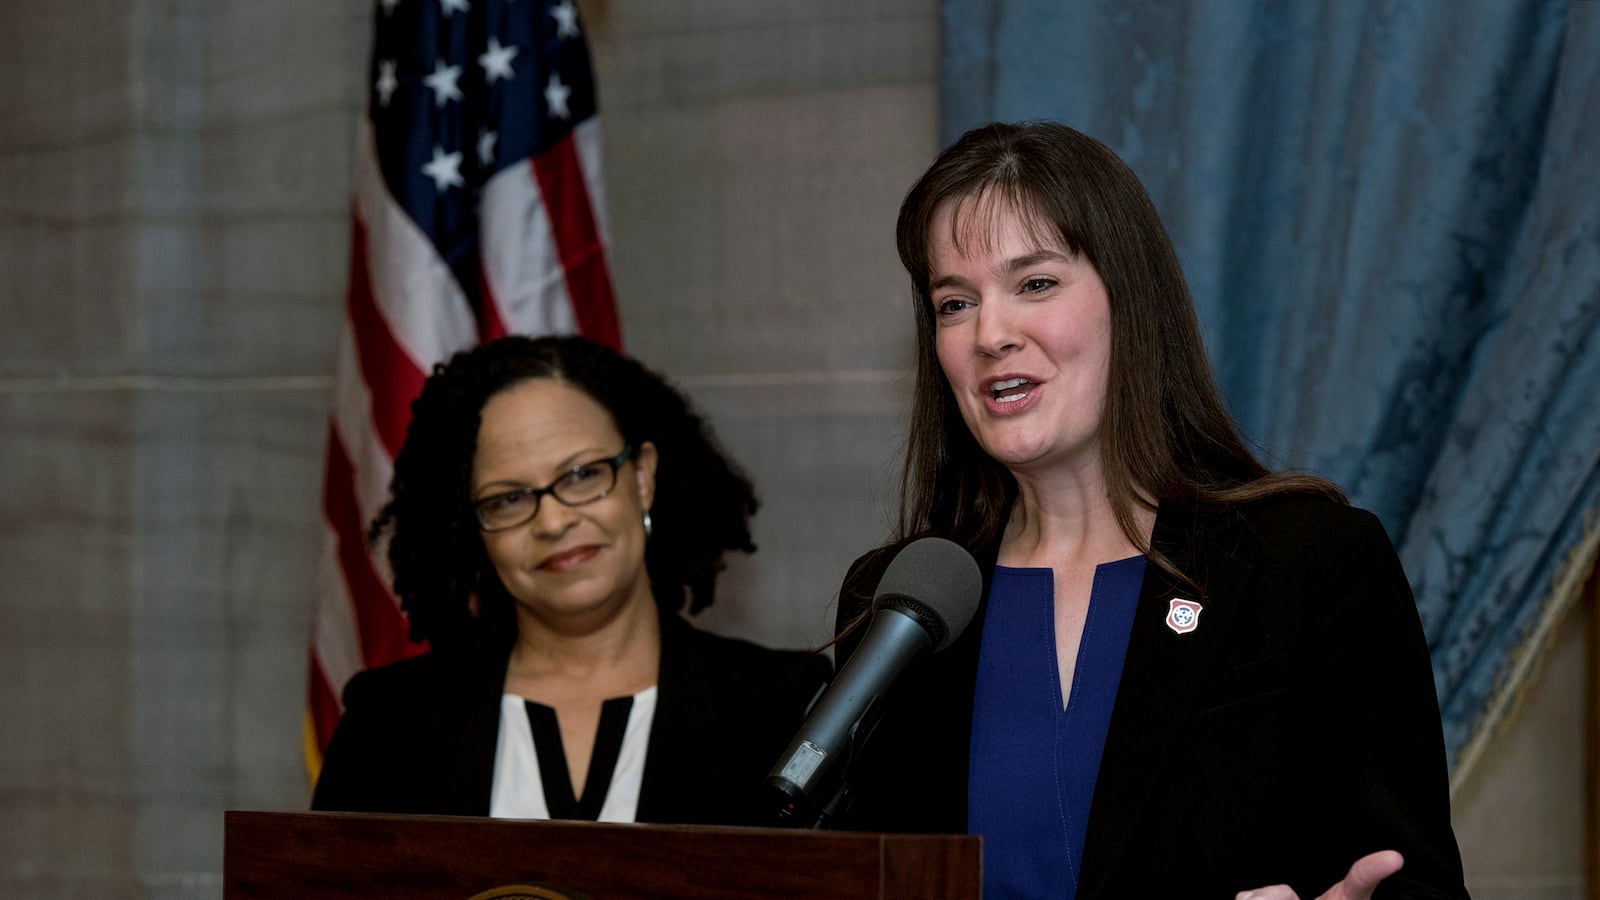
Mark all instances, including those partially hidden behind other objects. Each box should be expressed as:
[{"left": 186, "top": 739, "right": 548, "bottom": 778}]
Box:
[
  {"left": 929, "top": 249, "right": 1070, "bottom": 293},
  {"left": 999, "top": 250, "right": 1071, "bottom": 273}
]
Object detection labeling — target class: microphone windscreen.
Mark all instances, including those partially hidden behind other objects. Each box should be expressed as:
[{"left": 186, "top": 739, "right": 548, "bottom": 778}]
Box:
[{"left": 872, "top": 537, "right": 982, "bottom": 653}]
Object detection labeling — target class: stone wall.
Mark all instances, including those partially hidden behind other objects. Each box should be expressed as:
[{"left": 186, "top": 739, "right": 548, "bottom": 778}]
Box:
[{"left": 0, "top": 1, "right": 1584, "bottom": 897}]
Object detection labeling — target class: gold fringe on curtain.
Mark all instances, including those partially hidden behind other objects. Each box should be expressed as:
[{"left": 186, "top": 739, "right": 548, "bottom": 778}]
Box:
[{"left": 1450, "top": 507, "right": 1600, "bottom": 795}]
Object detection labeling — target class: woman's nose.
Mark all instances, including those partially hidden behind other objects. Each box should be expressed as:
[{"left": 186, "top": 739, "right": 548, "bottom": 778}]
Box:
[
  {"left": 974, "top": 301, "right": 1021, "bottom": 357},
  {"left": 529, "top": 497, "right": 579, "bottom": 538}
]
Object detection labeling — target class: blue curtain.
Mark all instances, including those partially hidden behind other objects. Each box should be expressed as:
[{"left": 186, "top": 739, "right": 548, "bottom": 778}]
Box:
[{"left": 940, "top": 0, "right": 1600, "bottom": 782}]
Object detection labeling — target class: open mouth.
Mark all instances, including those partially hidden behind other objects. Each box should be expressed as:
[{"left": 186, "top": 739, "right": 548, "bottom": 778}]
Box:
[{"left": 990, "top": 377, "right": 1034, "bottom": 403}]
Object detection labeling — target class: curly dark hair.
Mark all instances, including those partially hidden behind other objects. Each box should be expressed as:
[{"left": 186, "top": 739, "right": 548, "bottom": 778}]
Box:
[{"left": 369, "top": 335, "right": 759, "bottom": 651}]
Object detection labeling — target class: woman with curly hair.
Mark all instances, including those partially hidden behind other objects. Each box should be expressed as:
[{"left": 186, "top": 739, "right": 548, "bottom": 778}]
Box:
[{"left": 312, "top": 335, "right": 829, "bottom": 825}]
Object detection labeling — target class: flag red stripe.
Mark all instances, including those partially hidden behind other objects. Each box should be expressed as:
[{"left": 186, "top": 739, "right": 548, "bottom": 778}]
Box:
[
  {"left": 347, "top": 214, "right": 428, "bottom": 456},
  {"left": 322, "top": 430, "right": 419, "bottom": 667},
  {"left": 530, "top": 133, "right": 621, "bottom": 350},
  {"left": 478, "top": 260, "right": 510, "bottom": 342},
  {"left": 309, "top": 655, "right": 342, "bottom": 756}
]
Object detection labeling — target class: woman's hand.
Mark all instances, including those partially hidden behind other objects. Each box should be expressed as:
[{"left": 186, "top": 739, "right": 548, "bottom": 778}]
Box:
[{"left": 1235, "top": 850, "right": 1404, "bottom": 900}]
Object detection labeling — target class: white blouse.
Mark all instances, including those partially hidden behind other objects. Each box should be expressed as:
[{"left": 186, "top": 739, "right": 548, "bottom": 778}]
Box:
[{"left": 488, "top": 686, "right": 658, "bottom": 823}]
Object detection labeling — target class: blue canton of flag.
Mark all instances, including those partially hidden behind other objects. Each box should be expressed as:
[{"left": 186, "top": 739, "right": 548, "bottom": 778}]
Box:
[{"left": 368, "top": 0, "right": 607, "bottom": 339}]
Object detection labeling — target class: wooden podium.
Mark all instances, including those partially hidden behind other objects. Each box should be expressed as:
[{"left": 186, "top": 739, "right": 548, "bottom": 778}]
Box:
[{"left": 224, "top": 811, "right": 980, "bottom": 899}]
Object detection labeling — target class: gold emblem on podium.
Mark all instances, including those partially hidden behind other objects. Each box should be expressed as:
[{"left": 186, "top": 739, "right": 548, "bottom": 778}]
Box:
[{"left": 467, "top": 884, "right": 591, "bottom": 900}]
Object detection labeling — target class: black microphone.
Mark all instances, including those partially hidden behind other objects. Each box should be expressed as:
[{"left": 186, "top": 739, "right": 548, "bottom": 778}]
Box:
[{"left": 766, "top": 537, "right": 982, "bottom": 825}]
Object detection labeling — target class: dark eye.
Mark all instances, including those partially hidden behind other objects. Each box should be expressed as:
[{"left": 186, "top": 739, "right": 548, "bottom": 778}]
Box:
[
  {"left": 565, "top": 463, "right": 605, "bottom": 485},
  {"left": 484, "top": 491, "right": 529, "bottom": 512},
  {"left": 935, "top": 297, "right": 973, "bottom": 317},
  {"left": 1022, "top": 277, "right": 1056, "bottom": 293}
]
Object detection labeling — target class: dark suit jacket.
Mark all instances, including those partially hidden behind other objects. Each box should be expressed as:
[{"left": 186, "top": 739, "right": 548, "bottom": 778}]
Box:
[
  {"left": 829, "top": 494, "right": 1468, "bottom": 899},
  {"left": 312, "top": 610, "right": 831, "bottom": 826}
]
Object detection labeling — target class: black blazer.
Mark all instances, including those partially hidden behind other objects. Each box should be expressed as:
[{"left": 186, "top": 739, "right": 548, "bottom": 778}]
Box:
[
  {"left": 829, "top": 494, "right": 1468, "bottom": 899},
  {"left": 312, "top": 611, "right": 831, "bottom": 826}
]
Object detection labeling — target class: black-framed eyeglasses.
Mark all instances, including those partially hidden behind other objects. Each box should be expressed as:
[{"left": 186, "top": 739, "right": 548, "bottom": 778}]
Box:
[{"left": 473, "top": 445, "right": 635, "bottom": 532}]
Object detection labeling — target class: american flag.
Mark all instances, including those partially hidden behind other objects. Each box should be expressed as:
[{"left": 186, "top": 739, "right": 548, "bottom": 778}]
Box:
[{"left": 306, "top": 0, "right": 619, "bottom": 772}]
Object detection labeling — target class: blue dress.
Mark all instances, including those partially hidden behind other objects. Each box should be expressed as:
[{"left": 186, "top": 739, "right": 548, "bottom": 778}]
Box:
[{"left": 968, "top": 556, "right": 1146, "bottom": 899}]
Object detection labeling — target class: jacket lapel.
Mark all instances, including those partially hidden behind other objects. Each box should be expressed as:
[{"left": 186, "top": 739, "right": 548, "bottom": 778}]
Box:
[
  {"left": 1076, "top": 505, "right": 1256, "bottom": 899},
  {"left": 429, "top": 643, "right": 511, "bottom": 816},
  {"left": 633, "top": 612, "right": 720, "bottom": 823}
]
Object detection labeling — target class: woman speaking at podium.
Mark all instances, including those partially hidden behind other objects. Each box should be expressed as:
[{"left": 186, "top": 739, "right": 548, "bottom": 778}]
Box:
[
  {"left": 829, "top": 123, "right": 1469, "bottom": 899},
  {"left": 313, "top": 335, "right": 829, "bottom": 825}
]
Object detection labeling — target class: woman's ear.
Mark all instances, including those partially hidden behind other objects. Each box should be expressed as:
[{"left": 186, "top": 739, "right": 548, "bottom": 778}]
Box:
[{"left": 634, "top": 441, "right": 658, "bottom": 511}]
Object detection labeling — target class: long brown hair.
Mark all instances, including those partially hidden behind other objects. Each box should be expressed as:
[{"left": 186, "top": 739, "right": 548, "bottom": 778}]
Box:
[{"left": 894, "top": 122, "right": 1342, "bottom": 576}]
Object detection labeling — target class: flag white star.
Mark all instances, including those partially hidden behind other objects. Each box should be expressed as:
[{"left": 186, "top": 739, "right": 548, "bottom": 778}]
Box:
[
  {"left": 424, "top": 60, "right": 463, "bottom": 107},
  {"left": 479, "top": 36, "right": 518, "bottom": 84},
  {"left": 478, "top": 129, "right": 498, "bottom": 166},
  {"left": 422, "top": 146, "right": 464, "bottom": 192},
  {"left": 544, "top": 72, "right": 571, "bottom": 119},
  {"left": 439, "top": 0, "right": 469, "bottom": 14},
  {"left": 375, "top": 60, "right": 398, "bottom": 107},
  {"left": 549, "top": 0, "right": 580, "bottom": 39}
]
